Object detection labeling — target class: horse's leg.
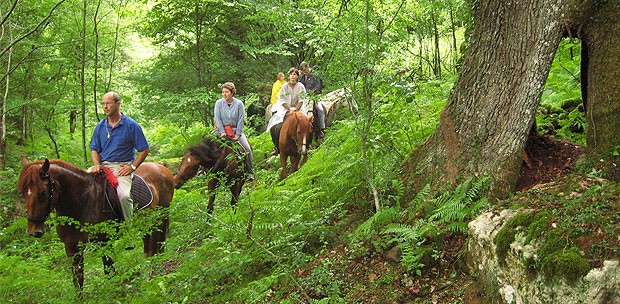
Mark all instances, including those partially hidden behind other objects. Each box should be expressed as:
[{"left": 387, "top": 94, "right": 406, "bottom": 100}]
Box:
[
  {"left": 230, "top": 180, "right": 243, "bottom": 213},
  {"left": 279, "top": 153, "right": 288, "bottom": 180},
  {"left": 143, "top": 216, "right": 168, "bottom": 257},
  {"left": 290, "top": 155, "right": 300, "bottom": 174},
  {"left": 61, "top": 230, "right": 85, "bottom": 289},
  {"left": 69, "top": 248, "right": 85, "bottom": 289},
  {"left": 207, "top": 178, "right": 219, "bottom": 214},
  {"left": 102, "top": 255, "right": 115, "bottom": 275}
]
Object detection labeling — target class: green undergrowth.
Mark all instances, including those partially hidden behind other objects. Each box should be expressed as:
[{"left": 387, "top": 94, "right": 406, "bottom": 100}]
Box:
[
  {"left": 1, "top": 78, "right": 451, "bottom": 303},
  {"left": 354, "top": 178, "right": 490, "bottom": 276}
]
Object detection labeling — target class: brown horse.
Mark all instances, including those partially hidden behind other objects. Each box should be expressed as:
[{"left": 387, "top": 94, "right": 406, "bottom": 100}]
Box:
[
  {"left": 267, "top": 88, "right": 358, "bottom": 147},
  {"left": 174, "top": 136, "right": 244, "bottom": 213},
  {"left": 18, "top": 156, "right": 174, "bottom": 288},
  {"left": 279, "top": 111, "right": 313, "bottom": 180}
]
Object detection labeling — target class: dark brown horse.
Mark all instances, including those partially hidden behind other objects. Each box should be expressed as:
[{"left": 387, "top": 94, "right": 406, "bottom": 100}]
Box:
[
  {"left": 18, "top": 157, "right": 174, "bottom": 288},
  {"left": 279, "top": 111, "right": 313, "bottom": 180},
  {"left": 174, "top": 136, "right": 244, "bottom": 213}
]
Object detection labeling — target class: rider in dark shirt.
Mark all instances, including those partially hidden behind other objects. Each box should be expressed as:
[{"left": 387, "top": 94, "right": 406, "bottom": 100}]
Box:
[{"left": 299, "top": 61, "right": 326, "bottom": 138}]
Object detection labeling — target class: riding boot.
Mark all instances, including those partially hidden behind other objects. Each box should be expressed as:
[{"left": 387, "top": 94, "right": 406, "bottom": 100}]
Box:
[{"left": 244, "top": 155, "right": 255, "bottom": 181}]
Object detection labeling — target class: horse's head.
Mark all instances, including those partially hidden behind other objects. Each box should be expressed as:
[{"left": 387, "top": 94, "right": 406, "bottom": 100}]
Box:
[
  {"left": 174, "top": 152, "right": 203, "bottom": 189},
  {"left": 287, "top": 111, "right": 312, "bottom": 154},
  {"left": 18, "top": 157, "right": 59, "bottom": 238}
]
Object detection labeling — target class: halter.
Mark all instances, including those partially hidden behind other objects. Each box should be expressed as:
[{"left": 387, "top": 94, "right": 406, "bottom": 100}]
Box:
[
  {"left": 292, "top": 135, "right": 310, "bottom": 154},
  {"left": 26, "top": 173, "right": 55, "bottom": 224}
]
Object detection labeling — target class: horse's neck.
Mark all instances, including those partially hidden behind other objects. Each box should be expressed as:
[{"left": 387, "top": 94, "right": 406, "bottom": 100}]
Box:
[{"left": 52, "top": 167, "right": 103, "bottom": 216}]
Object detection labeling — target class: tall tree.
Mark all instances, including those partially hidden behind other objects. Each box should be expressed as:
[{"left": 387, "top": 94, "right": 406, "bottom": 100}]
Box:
[
  {"left": 582, "top": 1, "right": 620, "bottom": 160},
  {"left": 402, "top": 0, "right": 612, "bottom": 198}
]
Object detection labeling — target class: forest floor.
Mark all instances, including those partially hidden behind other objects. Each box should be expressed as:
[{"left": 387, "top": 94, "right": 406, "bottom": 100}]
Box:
[{"left": 290, "top": 134, "right": 595, "bottom": 303}]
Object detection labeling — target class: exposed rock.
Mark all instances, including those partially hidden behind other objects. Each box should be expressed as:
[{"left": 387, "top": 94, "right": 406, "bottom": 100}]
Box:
[
  {"left": 385, "top": 246, "right": 402, "bottom": 263},
  {"left": 466, "top": 210, "right": 620, "bottom": 304}
]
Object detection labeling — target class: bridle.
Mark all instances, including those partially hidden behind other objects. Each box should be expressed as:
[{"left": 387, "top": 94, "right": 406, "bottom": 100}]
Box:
[{"left": 26, "top": 173, "right": 55, "bottom": 224}]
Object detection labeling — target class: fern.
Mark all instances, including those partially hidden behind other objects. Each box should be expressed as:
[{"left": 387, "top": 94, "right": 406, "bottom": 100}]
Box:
[
  {"left": 429, "top": 177, "right": 489, "bottom": 232},
  {"left": 382, "top": 223, "right": 423, "bottom": 244},
  {"left": 400, "top": 241, "right": 427, "bottom": 276},
  {"left": 354, "top": 207, "right": 403, "bottom": 239}
]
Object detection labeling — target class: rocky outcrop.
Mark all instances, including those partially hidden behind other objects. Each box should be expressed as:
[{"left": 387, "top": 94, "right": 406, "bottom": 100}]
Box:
[{"left": 466, "top": 209, "right": 620, "bottom": 304}]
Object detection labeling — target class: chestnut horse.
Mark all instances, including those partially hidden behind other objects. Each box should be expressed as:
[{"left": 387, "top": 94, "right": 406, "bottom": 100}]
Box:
[
  {"left": 18, "top": 157, "right": 174, "bottom": 288},
  {"left": 266, "top": 88, "right": 358, "bottom": 147},
  {"left": 174, "top": 136, "right": 244, "bottom": 213},
  {"left": 279, "top": 111, "right": 313, "bottom": 180}
]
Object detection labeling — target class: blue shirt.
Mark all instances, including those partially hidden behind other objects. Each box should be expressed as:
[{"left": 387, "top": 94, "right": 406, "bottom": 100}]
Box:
[
  {"left": 213, "top": 97, "right": 245, "bottom": 136},
  {"left": 90, "top": 114, "right": 149, "bottom": 162}
]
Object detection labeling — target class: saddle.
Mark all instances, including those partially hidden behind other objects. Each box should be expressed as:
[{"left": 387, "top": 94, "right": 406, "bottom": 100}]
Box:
[
  {"left": 222, "top": 136, "right": 248, "bottom": 159},
  {"left": 101, "top": 169, "right": 153, "bottom": 217}
]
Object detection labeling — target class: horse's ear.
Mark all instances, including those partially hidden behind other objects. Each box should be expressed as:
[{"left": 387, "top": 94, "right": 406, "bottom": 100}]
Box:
[
  {"left": 40, "top": 159, "right": 51, "bottom": 175},
  {"left": 21, "top": 155, "right": 30, "bottom": 166}
]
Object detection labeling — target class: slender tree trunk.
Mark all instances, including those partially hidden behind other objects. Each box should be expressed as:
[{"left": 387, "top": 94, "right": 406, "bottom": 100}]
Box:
[
  {"left": 449, "top": 6, "right": 458, "bottom": 71},
  {"left": 403, "top": 0, "right": 587, "bottom": 198},
  {"left": 194, "top": 3, "right": 203, "bottom": 87},
  {"left": 81, "top": 0, "right": 87, "bottom": 164},
  {"left": 583, "top": 1, "right": 620, "bottom": 160},
  {"left": 0, "top": 14, "right": 11, "bottom": 170},
  {"left": 107, "top": 0, "right": 120, "bottom": 93},
  {"left": 93, "top": 0, "right": 101, "bottom": 121},
  {"left": 431, "top": 10, "right": 441, "bottom": 79},
  {"left": 362, "top": 0, "right": 380, "bottom": 211}
]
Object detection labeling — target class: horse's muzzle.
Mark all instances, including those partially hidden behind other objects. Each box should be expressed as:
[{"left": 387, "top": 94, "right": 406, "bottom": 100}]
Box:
[{"left": 27, "top": 225, "right": 45, "bottom": 238}]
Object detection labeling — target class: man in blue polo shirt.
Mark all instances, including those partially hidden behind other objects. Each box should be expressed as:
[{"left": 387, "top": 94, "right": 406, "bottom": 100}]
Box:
[{"left": 89, "top": 91, "right": 150, "bottom": 220}]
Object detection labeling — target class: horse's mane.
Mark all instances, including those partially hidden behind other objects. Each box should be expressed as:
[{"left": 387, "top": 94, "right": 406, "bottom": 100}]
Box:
[
  {"left": 18, "top": 159, "right": 90, "bottom": 194},
  {"left": 18, "top": 162, "right": 42, "bottom": 195},
  {"left": 188, "top": 136, "right": 221, "bottom": 160},
  {"left": 48, "top": 159, "right": 87, "bottom": 173}
]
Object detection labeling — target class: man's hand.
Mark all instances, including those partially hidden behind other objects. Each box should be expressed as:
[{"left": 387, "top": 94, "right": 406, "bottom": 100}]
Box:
[
  {"left": 88, "top": 163, "right": 102, "bottom": 173},
  {"left": 118, "top": 164, "right": 134, "bottom": 176}
]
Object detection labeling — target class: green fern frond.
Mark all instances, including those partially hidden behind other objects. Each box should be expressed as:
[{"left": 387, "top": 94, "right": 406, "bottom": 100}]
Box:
[
  {"left": 409, "top": 183, "right": 431, "bottom": 208},
  {"left": 442, "top": 221, "right": 469, "bottom": 233},
  {"left": 382, "top": 223, "right": 422, "bottom": 243},
  {"left": 354, "top": 207, "right": 401, "bottom": 239},
  {"left": 400, "top": 240, "right": 427, "bottom": 275}
]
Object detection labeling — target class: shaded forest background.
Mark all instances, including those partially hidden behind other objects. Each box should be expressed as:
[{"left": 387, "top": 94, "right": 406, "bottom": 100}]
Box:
[{"left": 1, "top": 0, "right": 615, "bottom": 303}]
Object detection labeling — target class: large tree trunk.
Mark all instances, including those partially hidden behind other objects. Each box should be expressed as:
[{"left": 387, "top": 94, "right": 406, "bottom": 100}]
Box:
[
  {"left": 583, "top": 1, "right": 620, "bottom": 160},
  {"left": 402, "top": 0, "right": 591, "bottom": 198}
]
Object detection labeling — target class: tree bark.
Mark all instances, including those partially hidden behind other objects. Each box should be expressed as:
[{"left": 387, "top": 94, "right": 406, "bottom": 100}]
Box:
[
  {"left": 583, "top": 1, "right": 620, "bottom": 159},
  {"left": 403, "top": 0, "right": 591, "bottom": 198}
]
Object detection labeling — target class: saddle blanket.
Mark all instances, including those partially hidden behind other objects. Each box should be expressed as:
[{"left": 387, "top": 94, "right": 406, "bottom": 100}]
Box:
[{"left": 131, "top": 175, "right": 153, "bottom": 211}]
